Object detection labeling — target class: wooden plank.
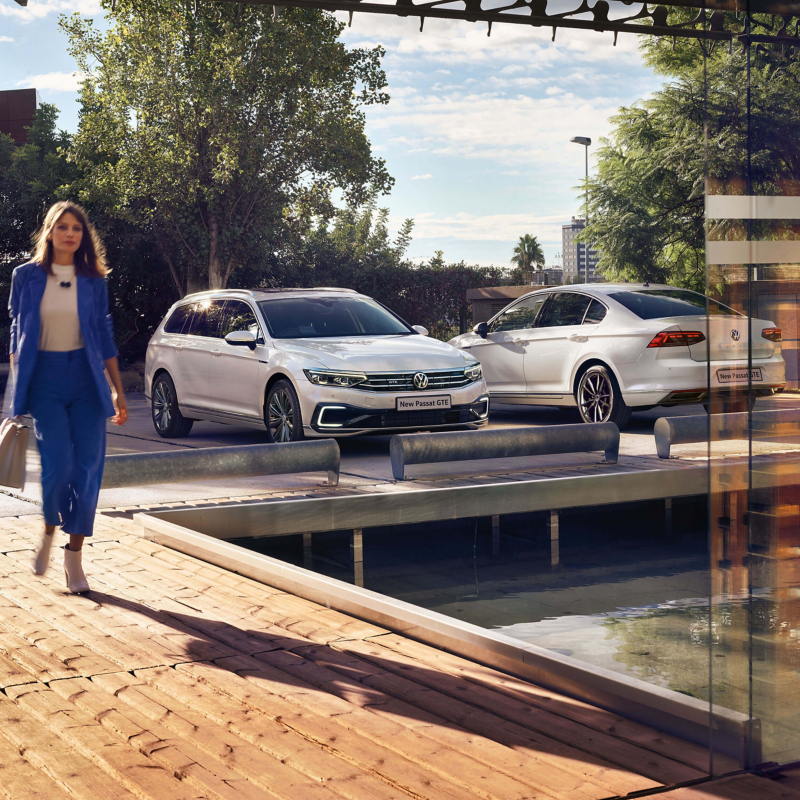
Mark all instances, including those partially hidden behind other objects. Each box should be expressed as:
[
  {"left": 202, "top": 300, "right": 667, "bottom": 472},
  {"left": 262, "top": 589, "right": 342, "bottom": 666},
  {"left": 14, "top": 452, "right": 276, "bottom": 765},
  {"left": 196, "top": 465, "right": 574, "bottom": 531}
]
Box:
[
  {"left": 328, "top": 637, "right": 705, "bottom": 786},
  {"left": 0, "top": 691, "right": 142, "bottom": 800},
  {"left": 5, "top": 683, "right": 203, "bottom": 800},
  {"left": 366, "top": 631, "right": 736, "bottom": 774},
  {"left": 48, "top": 676, "right": 280, "bottom": 800},
  {"left": 191, "top": 652, "right": 652, "bottom": 799},
  {"left": 133, "top": 665, "right": 430, "bottom": 800},
  {"left": 95, "top": 668, "right": 476, "bottom": 800},
  {"left": 92, "top": 671, "right": 365, "bottom": 800},
  {"left": 0, "top": 725, "right": 73, "bottom": 799}
]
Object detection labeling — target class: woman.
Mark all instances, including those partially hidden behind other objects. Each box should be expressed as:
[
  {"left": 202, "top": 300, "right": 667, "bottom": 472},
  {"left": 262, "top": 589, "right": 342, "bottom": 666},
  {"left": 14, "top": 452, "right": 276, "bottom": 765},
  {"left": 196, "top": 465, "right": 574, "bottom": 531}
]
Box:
[{"left": 8, "top": 201, "right": 128, "bottom": 593}]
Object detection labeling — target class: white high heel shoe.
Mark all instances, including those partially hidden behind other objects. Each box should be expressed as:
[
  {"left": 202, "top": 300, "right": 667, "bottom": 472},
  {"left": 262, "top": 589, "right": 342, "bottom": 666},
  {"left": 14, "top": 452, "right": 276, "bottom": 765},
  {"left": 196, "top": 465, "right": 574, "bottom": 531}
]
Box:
[
  {"left": 32, "top": 532, "right": 54, "bottom": 576},
  {"left": 64, "top": 546, "right": 90, "bottom": 593}
]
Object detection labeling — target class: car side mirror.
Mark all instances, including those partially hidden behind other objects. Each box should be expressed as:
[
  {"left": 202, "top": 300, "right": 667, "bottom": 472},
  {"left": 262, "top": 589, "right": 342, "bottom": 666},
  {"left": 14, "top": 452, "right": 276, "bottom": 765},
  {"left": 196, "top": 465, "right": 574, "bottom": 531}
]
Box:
[
  {"left": 412, "top": 325, "right": 429, "bottom": 336},
  {"left": 225, "top": 330, "right": 257, "bottom": 350},
  {"left": 473, "top": 322, "right": 488, "bottom": 339}
]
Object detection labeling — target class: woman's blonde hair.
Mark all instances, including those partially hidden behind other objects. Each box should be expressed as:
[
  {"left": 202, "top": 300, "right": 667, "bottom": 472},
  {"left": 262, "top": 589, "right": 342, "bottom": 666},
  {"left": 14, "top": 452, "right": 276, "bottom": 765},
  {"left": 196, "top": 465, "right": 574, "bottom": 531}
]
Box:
[{"left": 31, "top": 201, "right": 110, "bottom": 278}]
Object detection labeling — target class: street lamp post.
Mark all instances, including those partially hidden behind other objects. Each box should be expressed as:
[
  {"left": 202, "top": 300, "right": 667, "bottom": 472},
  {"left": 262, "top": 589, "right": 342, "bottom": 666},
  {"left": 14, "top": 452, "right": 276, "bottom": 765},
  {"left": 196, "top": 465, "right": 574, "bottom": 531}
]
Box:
[{"left": 570, "top": 136, "right": 591, "bottom": 282}]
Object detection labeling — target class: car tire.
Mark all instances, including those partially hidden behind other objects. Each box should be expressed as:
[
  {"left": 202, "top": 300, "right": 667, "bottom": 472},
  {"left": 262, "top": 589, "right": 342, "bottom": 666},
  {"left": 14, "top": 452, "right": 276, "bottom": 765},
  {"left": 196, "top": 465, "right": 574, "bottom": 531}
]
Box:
[
  {"left": 576, "top": 365, "right": 632, "bottom": 430},
  {"left": 151, "top": 373, "right": 194, "bottom": 438},
  {"left": 265, "top": 380, "right": 305, "bottom": 443}
]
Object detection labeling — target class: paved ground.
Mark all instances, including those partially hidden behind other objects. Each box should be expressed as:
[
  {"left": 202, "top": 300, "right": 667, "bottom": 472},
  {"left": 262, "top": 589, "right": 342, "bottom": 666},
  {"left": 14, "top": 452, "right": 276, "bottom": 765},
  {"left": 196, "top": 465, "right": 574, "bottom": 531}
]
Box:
[
  {"left": 6, "top": 512, "right": 799, "bottom": 800},
  {"left": 3, "top": 392, "right": 799, "bottom": 516}
]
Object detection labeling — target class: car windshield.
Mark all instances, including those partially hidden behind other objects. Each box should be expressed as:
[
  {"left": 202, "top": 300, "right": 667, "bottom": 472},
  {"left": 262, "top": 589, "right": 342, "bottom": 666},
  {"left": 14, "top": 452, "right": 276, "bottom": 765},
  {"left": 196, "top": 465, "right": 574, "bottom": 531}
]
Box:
[
  {"left": 258, "top": 296, "right": 413, "bottom": 339},
  {"left": 609, "top": 289, "right": 741, "bottom": 319}
]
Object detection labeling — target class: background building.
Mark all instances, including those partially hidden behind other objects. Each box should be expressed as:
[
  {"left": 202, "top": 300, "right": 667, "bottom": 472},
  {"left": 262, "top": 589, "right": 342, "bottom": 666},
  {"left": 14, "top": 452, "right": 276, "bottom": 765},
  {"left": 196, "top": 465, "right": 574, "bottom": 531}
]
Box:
[
  {"left": 562, "top": 217, "right": 602, "bottom": 283},
  {"left": 0, "top": 88, "right": 39, "bottom": 144}
]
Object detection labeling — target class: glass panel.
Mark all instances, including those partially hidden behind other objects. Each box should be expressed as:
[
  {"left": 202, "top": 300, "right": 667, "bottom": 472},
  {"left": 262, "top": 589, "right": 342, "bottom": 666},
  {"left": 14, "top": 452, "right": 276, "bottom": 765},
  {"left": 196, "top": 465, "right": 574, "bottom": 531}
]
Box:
[
  {"left": 220, "top": 300, "right": 260, "bottom": 338},
  {"left": 163, "top": 303, "right": 193, "bottom": 334},
  {"left": 537, "top": 293, "right": 591, "bottom": 327},
  {"left": 489, "top": 294, "right": 547, "bottom": 332},
  {"left": 186, "top": 300, "right": 226, "bottom": 338},
  {"left": 583, "top": 299, "right": 607, "bottom": 325}
]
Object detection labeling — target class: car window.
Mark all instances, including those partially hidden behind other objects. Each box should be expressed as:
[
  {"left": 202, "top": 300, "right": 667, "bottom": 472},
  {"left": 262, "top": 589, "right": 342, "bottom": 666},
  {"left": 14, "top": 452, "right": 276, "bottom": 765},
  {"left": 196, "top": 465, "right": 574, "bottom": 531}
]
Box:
[
  {"left": 490, "top": 294, "right": 548, "bottom": 333},
  {"left": 186, "top": 300, "right": 227, "bottom": 338},
  {"left": 538, "top": 293, "right": 592, "bottom": 328},
  {"left": 610, "top": 289, "right": 741, "bottom": 319},
  {"left": 220, "top": 300, "right": 260, "bottom": 339},
  {"left": 583, "top": 299, "right": 607, "bottom": 325},
  {"left": 258, "top": 297, "right": 412, "bottom": 338},
  {"left": 163, "top": 304, "right": 194, "bottom": 334}
]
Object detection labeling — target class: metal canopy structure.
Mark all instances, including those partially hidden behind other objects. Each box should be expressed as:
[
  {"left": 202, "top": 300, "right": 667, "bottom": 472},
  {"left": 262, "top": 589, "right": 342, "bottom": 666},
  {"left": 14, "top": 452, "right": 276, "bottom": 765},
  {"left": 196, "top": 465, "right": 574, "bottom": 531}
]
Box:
[
  {"left": 11, "top": 0, "right": 799, "bottom": 48},
  {"left": 218, "top": 0, "right": 800, "bottom": 50}
]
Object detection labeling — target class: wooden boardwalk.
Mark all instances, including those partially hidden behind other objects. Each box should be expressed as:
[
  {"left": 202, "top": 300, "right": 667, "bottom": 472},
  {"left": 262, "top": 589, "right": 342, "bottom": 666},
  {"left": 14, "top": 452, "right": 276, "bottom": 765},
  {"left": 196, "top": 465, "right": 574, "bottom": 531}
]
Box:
[{"left": 0, "top": 512, "right": 798, "bottom": 800}]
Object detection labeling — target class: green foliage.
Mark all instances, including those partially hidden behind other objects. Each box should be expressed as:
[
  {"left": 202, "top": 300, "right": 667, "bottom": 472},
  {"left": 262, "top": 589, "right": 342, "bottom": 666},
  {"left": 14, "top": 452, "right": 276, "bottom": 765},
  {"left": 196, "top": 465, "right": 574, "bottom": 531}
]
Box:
[
  {"left": 272, "top": 202, "right": 506, "bottom": 338},
  {"left": 0, "top": 105, "right": 79, "bottom": 355},
  {"left": 510, "top": 234, "right": 545, "bottom": 284},
  {"left": 61, "top": 1, "right": 393, "bottom": 295},
  {"left": 586, "top": 25, "right": 800, "bottom": 290}
]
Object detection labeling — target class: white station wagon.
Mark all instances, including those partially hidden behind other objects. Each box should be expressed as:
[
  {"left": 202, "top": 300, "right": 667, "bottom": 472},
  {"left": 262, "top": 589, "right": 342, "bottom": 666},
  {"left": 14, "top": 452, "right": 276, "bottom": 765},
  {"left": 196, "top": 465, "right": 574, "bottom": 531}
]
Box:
[
  {"left": 448, "top": 283, "right": 785, "bottom": 428},
  {"left": 145, "top": 288, "right": 489, "bottom": 441}
]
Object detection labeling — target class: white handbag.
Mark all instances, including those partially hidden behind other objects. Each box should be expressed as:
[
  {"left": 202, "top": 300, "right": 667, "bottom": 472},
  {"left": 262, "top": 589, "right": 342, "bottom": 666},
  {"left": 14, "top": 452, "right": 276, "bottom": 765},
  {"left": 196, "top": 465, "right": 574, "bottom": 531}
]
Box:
[{"left": 0, "top": 418, "right": 29, "bottom": 490}]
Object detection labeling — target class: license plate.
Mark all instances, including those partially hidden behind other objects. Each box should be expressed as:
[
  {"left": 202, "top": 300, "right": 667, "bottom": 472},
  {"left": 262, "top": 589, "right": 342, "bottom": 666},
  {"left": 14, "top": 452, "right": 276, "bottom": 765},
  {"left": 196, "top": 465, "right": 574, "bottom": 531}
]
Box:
[
  {"left": 396, "top": 395, "right": 452, "bottom": 411},
  {"left": 716, "top": 367, "right": 763, "bottom": 383}
]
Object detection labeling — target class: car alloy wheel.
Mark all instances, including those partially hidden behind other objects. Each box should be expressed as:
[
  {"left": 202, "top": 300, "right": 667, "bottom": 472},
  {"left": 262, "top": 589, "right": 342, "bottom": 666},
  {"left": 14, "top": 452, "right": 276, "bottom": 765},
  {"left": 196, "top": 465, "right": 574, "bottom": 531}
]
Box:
[
  {"left": 268, "top": 388, "right": 295, "bottom": 442},
  {"left": 150, "top": 373, "right": 193, "bottom": 438},
  {"left": 153, "top": 380, "right": 173, "bottom": 432},
  {"left": 578, "top": 369, "right": 612, "bottom": 423},
  {"left": 576, "top": 365, "right": 632, "bottom": 429}
]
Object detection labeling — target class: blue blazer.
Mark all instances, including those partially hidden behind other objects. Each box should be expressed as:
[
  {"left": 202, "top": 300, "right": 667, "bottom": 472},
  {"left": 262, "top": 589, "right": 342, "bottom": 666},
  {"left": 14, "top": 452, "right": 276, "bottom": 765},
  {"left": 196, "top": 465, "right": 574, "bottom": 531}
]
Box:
[{"left": 8, "top": 261, "right": 118, "bottom": 418}]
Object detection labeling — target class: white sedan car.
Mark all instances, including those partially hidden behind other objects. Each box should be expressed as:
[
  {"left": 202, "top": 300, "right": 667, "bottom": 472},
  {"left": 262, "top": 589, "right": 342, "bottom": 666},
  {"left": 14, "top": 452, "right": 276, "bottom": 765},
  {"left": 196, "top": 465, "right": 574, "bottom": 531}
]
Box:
[
  {"left": 145, "top": 288, "right": 489, "bottom": 441},
  {"left": 448, "top": 283, "right": 785, "bottom": 428}
]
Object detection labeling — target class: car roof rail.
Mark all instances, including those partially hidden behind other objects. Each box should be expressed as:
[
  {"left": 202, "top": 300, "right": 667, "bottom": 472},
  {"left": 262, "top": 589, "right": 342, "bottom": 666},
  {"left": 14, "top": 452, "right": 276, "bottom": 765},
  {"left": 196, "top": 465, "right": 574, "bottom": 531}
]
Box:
[{"left": 253, "top": 287, "right": 359, "bottom": 294}]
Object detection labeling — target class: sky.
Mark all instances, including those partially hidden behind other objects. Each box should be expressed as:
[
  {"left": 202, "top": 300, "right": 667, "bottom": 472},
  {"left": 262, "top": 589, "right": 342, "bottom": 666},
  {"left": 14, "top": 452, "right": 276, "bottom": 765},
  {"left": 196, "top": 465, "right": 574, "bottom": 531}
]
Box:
[{"left": 0, "top": 0, "right": 662, "bottom": 270}]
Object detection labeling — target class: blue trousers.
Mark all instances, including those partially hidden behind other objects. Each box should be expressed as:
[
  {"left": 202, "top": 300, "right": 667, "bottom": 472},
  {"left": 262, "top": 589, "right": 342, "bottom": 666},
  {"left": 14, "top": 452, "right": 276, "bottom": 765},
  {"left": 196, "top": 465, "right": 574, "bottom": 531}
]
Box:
[{"left": 28, "top": 349, "right": 107, "bottom": 537}]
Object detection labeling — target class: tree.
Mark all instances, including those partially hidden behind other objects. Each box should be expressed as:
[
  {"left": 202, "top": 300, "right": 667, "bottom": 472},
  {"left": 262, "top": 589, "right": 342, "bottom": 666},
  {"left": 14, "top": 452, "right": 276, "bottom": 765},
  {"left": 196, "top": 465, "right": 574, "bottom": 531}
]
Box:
[
  {"left": 61, "top": 1, "right": 393, "bottom": 296},
  {"left": 585, "top": 15, "right": 800, "bottom": 290},
  {"left": 510, "top": 234, "right": 545, "bottom": 284},
  {"left": 0, "top": 104, "right": 80, "bottom": 355}
]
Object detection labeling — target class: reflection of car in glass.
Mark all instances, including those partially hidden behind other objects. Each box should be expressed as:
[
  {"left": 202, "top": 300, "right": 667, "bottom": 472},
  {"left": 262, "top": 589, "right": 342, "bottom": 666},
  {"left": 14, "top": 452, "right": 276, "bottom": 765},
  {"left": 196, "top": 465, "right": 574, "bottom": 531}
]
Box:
[
  {"left": 448, "top": 284, "right": 785, "bottom": 429},
  {"left": 145, "top": 288, "right": 489, "bottom": 441}
]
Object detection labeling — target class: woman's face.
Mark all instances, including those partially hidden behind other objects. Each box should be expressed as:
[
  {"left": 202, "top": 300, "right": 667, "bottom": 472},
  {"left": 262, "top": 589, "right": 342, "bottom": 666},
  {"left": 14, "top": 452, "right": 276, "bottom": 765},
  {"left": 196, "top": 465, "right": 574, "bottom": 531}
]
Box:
[{"left": 49, "top": 212, "right": 83, "bottom": 262}]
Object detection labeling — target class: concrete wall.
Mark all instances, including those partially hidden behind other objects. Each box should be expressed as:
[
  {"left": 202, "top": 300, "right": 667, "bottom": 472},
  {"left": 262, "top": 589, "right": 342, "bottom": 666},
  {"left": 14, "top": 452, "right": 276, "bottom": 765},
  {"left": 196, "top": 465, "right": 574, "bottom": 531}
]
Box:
[{"left": 466, "top": 286, "right": 533, "bottom": 325}]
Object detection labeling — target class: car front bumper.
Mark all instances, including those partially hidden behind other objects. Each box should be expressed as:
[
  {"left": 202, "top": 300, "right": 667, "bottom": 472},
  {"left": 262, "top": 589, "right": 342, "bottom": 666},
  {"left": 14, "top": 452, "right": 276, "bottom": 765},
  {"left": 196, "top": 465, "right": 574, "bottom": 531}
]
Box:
[{"left": 304, "top": 395, "right": 490, "bottom": 436}]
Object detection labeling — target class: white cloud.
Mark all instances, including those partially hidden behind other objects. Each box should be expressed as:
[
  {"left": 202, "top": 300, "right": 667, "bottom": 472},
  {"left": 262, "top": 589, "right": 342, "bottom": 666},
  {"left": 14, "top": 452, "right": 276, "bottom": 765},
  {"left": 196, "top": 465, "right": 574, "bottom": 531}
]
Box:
[
  {"left": 402, "top": 212, "right": 569, "bottom": 243},
  {"left": 0, "top": 0, "right": 101, "bottom": 20},
  {"left": 411, "top": 174, "right": 433, "bottom": 180},
  {"left": 366, "top": 90, "right": 621, "bottom": 169},
  {"left": 0, "top": 36, "right": 14, "bottom": 43},
  {"left": 16, "top": 71, "right": 86, "bottom": 91}
]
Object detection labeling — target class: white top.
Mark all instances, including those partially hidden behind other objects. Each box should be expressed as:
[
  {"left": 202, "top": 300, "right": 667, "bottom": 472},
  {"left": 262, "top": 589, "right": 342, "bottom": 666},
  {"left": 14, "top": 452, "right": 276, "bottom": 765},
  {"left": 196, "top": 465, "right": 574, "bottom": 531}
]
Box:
[{"left": 38, "top": 264, "right": 85, "bottom": 352}]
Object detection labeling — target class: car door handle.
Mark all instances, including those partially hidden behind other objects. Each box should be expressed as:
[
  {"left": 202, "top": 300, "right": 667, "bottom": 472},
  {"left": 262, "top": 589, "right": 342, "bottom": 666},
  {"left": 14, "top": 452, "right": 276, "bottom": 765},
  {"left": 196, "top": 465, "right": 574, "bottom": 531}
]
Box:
[
  {"left": 211, "top": 349, "right": 221, "bottom": 357},
  {"left": 568, "top": 334, "right": 589, "bottom": 343}
]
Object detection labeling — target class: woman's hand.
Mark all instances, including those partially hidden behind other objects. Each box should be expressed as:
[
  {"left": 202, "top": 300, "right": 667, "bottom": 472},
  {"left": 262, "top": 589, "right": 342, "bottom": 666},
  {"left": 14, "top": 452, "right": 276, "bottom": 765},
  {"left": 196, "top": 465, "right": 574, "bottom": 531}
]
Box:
[{"left": 113, "top": 392, "right": 128, "bottom": 426}]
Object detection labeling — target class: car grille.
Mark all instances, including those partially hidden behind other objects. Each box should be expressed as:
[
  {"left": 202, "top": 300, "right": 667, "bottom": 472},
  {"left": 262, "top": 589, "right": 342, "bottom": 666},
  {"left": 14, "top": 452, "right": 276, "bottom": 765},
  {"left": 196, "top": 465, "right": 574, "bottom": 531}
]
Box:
[{"left": 359, "top": 369, "right": 472, "bottom": 392}]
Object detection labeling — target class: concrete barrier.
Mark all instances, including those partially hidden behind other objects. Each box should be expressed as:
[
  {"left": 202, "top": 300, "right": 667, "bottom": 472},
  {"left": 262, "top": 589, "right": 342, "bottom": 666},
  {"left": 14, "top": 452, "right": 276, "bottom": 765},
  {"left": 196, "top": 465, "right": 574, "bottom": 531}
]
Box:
[
  {"left": 389, "top": 423, "right": 619, "bottom": 481},
  {"left": 654, "top": 408, "right": 800, "bottom": 459},
  {"left": 102, "top": 440, "right": 340, "bottom": 488}
]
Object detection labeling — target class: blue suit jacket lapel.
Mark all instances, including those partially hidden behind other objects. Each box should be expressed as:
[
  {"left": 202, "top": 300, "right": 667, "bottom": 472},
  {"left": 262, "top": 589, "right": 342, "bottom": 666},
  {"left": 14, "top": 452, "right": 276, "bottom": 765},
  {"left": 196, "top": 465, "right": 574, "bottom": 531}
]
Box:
[
  {"left": 28, "top": 268, "right": 47, "bottom": 345},
  {"left": 77, "top": 274, "right": 92, "bottom": 340}
]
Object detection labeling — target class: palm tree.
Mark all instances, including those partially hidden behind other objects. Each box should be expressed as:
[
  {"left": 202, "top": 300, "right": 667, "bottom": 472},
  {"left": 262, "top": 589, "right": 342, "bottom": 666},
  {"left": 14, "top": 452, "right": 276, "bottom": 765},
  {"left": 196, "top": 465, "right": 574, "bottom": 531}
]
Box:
[{"left": 510, "top": 234, "right": 545, "bottom": 284}]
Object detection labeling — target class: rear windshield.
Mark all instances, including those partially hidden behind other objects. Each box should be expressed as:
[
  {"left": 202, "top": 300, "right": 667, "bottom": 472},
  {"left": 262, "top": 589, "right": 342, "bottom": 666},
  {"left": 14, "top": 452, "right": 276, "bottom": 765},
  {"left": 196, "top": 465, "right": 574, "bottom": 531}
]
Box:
[
  {"left": 609, "top": 289, "right": 741, "bottom": 319},
  {"left": 258, "top": 296, "right": 413, "bottom": 339}
]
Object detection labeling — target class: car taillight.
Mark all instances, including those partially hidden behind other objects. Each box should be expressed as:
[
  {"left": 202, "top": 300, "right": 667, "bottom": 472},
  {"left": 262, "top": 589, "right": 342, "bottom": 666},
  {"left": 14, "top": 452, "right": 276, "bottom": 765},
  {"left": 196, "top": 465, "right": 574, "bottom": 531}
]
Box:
[
  {"left": 647, "top": 331, "right": 707, "bottom": 348},
  {"left": 762, "top": 328, "right": 782, "bottom": 342}
]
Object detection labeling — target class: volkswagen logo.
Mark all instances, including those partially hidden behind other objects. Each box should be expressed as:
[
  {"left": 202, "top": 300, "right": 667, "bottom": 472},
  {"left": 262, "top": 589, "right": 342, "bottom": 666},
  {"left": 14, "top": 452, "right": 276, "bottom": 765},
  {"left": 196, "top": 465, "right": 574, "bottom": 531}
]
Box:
[
  {"left": 731, "top": 330, "right": 740, "bottom": 341},
  {"left": 413, "top": 372, "right": 429, "bottom": 390}
]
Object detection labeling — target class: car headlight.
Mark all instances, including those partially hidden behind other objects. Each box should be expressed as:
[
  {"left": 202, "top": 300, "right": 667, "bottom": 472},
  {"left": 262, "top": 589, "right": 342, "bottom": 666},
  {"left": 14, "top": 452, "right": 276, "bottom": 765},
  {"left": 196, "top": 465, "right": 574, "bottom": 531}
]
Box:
[
  {"left": 303, "top": 369, "right": 368, "bottom": 388},
  {"left": 464, "top": 362, "right": 482, "bottom": 382}
]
